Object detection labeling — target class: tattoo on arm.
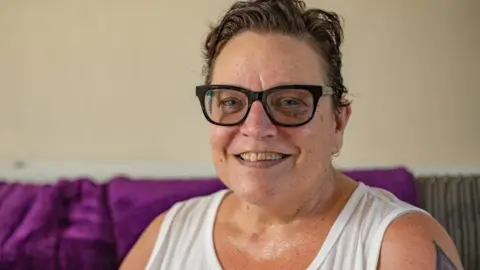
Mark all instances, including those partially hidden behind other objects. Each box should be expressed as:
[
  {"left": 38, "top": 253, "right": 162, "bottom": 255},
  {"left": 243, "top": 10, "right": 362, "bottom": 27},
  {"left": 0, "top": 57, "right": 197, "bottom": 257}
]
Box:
[{"left": 434, "top": 242, "right": 457, "bottom": 270}]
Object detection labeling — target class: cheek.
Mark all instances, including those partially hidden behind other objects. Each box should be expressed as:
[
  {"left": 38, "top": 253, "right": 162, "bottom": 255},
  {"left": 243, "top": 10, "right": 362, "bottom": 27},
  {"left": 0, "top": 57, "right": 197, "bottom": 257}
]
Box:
[
  {"left": 209, "top": 125, "right": 235, "bottom": 158},
  {"left": 209, "top": 126, "right": 236, "bottom": 180},
  {"left": 294, "top": 112, "right": 336, "bottom": 159}
]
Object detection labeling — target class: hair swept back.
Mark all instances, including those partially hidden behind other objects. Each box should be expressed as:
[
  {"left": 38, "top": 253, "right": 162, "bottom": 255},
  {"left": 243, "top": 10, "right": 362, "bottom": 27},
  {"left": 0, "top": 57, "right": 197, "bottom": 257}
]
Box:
[{"left": 202, "top": 0, "right": 350, "bottom": 110}]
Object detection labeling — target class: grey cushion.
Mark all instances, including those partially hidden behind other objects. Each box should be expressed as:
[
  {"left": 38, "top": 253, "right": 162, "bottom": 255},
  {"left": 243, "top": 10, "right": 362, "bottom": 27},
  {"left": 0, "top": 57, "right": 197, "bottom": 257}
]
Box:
[{"left": 415, "top": 175, "right": 480, "bottom": 270}]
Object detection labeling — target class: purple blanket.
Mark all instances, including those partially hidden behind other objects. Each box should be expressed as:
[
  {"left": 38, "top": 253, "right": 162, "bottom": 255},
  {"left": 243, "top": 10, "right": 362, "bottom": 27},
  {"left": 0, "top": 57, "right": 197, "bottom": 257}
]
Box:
[
  {"left": 0, "top": 167, "right": 418, "bottom": 269},
  {"left": 0, "top": 179, "right": 116, "bottom": 270}
]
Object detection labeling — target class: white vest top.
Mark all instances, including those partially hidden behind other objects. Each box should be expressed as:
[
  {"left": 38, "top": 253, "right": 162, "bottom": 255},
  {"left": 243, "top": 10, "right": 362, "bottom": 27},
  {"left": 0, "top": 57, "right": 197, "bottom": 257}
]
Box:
[{"left": 145, "top": 182, "right": 426, "bottom": 270}]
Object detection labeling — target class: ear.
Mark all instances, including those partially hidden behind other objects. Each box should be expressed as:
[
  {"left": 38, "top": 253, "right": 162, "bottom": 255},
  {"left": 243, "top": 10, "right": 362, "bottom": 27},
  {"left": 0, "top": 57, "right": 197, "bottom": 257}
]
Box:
[
  {"left": 332, "top": 104, "right": 351, "bottom": 155},
  {"left": 335, "top": 104, "right": 351, "bottom": 133}
]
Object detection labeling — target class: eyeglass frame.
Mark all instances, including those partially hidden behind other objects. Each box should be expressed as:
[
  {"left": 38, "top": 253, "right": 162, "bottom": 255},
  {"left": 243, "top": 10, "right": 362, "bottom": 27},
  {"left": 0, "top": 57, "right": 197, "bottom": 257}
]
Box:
[{"left": 195, "top": 84, "right": 334, "bottom": 127}]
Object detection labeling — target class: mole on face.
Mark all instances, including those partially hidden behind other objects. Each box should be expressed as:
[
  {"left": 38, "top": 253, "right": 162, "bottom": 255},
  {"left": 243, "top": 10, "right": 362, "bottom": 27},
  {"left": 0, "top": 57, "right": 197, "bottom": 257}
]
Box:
[{"left": 250, "top": 233, "right": 260, "bottom": 242}]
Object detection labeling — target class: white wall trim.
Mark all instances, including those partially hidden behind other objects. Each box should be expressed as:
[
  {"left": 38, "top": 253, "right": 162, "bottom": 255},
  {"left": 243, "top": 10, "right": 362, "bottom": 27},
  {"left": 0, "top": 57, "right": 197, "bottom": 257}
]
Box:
[{"left": 0, "top": 161, "right": 479, "bottom": 183}]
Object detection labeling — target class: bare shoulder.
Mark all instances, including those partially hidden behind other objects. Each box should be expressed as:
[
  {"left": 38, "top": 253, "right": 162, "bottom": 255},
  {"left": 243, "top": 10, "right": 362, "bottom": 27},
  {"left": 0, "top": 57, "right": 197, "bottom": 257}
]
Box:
[
  {"left": 378, "top": 211, "right": 464, "bottom": 270},
  {"left": 119, "top": 211, "right": 168, "bottom": 270}
]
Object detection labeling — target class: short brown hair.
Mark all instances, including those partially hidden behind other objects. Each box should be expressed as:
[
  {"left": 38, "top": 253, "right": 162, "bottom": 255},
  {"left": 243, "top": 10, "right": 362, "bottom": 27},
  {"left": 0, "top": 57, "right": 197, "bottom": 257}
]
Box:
[{"left": 202, "top": 0, "right": 350, "bottom": 110}]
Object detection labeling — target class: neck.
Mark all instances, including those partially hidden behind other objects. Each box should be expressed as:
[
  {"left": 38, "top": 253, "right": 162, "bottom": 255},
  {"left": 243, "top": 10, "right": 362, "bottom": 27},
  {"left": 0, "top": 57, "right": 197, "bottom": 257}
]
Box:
[{"left": 236, "top": 168, "right": 344, "bottom": 228}]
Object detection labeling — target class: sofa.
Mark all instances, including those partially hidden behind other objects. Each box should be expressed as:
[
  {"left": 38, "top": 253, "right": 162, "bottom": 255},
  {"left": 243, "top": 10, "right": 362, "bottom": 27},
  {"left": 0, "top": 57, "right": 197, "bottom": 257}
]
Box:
[{"left": 0, "top": 167, "right": 477, "bottom": 270}]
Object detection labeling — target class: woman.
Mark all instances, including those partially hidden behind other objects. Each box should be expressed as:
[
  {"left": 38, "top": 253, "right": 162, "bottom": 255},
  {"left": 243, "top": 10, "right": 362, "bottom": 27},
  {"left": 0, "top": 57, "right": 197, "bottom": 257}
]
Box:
[{"left": 121, "top": 0, "right": 463, "bottom": 269}]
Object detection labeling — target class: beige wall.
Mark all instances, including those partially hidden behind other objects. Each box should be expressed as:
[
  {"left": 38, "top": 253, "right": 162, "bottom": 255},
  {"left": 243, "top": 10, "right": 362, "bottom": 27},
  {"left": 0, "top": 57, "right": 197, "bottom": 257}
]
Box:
[{"left": 0, "top": 0, "right": 479, "bottom": 172}]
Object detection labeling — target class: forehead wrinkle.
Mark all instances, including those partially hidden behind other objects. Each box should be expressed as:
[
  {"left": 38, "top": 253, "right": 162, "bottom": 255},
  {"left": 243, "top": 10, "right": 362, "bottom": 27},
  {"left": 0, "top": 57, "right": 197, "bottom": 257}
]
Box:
[
  {"left": 211, "top": 32, "right": 325, "bottom": 91},
  {"left": 228, "top": 53, "right": 314, "bottom": 91}
]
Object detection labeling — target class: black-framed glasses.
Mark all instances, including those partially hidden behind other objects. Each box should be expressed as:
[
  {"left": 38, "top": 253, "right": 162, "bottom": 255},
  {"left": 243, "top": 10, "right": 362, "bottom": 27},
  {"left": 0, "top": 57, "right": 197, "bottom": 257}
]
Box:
[{"left": 195, "top": 84, "right": 334, "bottom": 127}]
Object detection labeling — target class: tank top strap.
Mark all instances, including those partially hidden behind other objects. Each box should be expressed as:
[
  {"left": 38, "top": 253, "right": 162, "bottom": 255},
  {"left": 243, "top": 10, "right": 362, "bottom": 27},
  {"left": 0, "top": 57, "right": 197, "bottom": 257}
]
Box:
[
  {"left": 145, "top": 189, "right": 229, "bottom": 270},
  {"left": 307, "top": 182, "right": 368, "bottom": 269},
  {"left": 365, "top": 203, "right": 430, "bottom": 270}
]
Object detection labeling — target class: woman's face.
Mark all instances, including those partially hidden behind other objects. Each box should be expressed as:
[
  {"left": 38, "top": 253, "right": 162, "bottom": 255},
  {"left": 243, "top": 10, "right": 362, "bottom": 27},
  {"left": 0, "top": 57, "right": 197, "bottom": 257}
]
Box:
[{"left": 209, "top": 31, "right": 350, "bottom": 205}]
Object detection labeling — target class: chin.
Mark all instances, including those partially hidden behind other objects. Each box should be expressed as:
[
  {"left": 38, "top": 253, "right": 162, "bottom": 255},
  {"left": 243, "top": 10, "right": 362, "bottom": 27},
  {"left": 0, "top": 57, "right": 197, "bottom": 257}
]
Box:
[
  {"left": 214, "top": 155, "right": 296, "bottom": 204},
  {"left": 226, "top": 169, "right": 287, "bottom": 206}
]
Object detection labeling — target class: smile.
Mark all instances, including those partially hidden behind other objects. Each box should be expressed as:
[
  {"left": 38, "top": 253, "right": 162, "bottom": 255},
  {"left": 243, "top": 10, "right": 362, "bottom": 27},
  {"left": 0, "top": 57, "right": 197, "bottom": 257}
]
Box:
[
  {"left": 237, "top": 152, "right": 286, "bottom": 162},
  {"left": 234, "top": 151, "right": 290, "bottom": 168}
]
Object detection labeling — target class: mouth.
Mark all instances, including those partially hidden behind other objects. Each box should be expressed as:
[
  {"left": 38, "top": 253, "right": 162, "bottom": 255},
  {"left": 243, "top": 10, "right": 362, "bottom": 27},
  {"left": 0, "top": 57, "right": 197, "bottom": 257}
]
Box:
[{"left": 234, "top": 151, "right": 291, "bottom": 168}]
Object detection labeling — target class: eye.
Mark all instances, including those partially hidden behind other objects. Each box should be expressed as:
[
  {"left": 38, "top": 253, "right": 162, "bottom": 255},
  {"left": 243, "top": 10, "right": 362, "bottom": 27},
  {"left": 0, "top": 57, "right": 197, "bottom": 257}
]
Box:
[
  {"left": 279, "top": 98, "right": 302, "bottom": 107},
  {"left": 221, "top": 99, "right": 241, "bottom": 107},
  {"left": 274, "top": 97, "right": 308, "bottom": 109},
  {"left": 217, "top": 97, "right": 246, "bottom": 114},
  {"left": 270, "top": 96, "right": 309, "bottom": 117}
]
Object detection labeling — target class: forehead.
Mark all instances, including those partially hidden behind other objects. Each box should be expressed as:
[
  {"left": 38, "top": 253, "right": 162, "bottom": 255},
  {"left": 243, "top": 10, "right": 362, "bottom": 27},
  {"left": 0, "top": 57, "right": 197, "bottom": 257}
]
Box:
[{"left": 211, "top": 31, "right": 326, "bottom": 90}]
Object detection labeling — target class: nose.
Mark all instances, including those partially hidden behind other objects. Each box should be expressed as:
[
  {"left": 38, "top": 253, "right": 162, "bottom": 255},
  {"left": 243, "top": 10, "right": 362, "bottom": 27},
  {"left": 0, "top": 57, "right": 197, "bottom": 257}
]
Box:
[{"left": 240, "top": 101, "right": 278, "bottom": 138}]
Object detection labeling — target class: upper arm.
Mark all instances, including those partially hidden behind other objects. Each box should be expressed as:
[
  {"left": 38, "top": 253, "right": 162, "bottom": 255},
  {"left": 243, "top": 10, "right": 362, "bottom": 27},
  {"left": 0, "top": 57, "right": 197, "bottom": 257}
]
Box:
[
  {"left": 377, "top": 212, "right": 464, "bottom": 270},
  {"left": 119, "top": 212, "right": 168, "bottom": 270}
]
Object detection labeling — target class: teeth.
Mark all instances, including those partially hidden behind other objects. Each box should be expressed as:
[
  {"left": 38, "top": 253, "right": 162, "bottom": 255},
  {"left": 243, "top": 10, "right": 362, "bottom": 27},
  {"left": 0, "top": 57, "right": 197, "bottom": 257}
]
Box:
[{"left": 239, "top": 152, "right": 285, "bottom": 162}]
